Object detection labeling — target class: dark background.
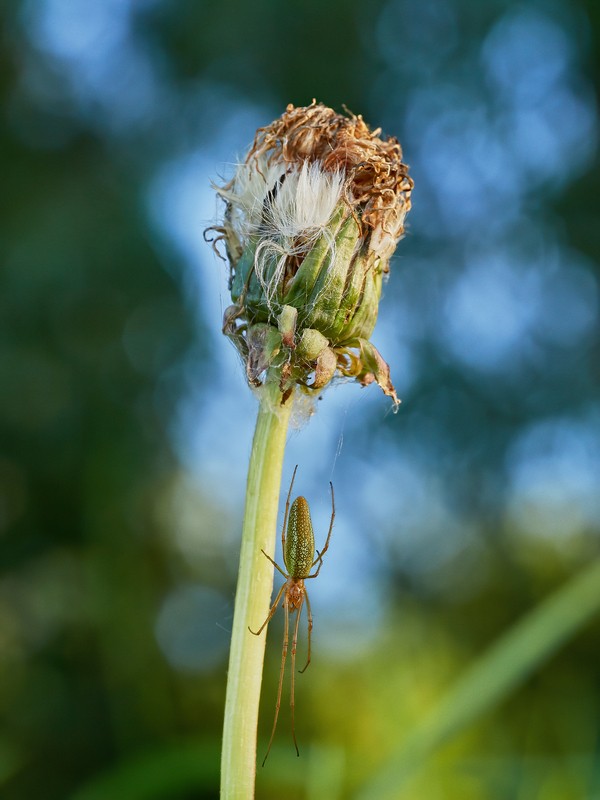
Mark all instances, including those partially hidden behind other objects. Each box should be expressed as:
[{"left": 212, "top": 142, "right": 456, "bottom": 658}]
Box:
[{"left": 1, "top": 0, "right": 600, "bottom": 798}]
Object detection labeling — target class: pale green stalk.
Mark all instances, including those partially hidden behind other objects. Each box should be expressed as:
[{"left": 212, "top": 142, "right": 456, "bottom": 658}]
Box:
[{"left": 220, "top": 373, "right": 293, "bottom": 800}]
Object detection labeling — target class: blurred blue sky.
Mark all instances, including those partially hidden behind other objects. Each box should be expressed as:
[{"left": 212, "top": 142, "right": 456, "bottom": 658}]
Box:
[{"left": 14, "top": 0, "right": 600, "bottom": 669}]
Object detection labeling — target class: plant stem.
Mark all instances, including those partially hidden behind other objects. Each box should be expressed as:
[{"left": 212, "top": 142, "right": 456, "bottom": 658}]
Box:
[{"left": 221, "top": 374, "right": 293, "bottom": 799}]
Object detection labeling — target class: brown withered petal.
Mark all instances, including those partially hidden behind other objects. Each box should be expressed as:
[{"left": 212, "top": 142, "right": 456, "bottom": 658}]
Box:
[{"left": 246, "top": 100, "right": 413, "bottom": 242}]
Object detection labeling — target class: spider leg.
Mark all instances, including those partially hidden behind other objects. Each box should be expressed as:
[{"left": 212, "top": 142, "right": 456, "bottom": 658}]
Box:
[
  {"left": 290, "top": 594, "right": 304, "bottom": 757},
  {"left": 298, "top": 590, "right": 313, "bottom": 674},
  {"left": 306, "top": 550, "right": 323, "bottom": 579},
  {"left": 248, "top": 582, "right": 286, "bottom": 636},
  {"left": 309, "top": 481, "right": 335, "bottom": 569},
  {"left": 262, "top": 591, "right": 290, "bottom": 766},
  {"left": 260, "top": 549, "right": 287, "bottom": 578}
]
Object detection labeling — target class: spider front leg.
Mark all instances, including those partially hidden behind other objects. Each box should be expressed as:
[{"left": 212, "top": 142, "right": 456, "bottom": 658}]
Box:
[
  {"left": 308, "top": 481, "right": 335, "bottom": 577},
  {"left": 260, "top": 549, "right": 287, "bottom": 578},
  {"left": 248, "top": 581, "right": 286, "bottom": 636},
  {"left": 308, "top": 549, "right": 324, "bottom": 578}
]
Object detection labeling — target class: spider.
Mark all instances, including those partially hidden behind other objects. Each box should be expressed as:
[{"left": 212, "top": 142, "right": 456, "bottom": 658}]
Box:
[{"left": 249, "top": 465, "right": 335, "bottom": 766}]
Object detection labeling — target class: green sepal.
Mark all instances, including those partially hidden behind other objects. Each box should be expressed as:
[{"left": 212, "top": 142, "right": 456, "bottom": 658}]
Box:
[
  {"left": 277, "top": 305, "right": 298, "bottom": 348},
  {"left": 230, "top": 237, "right": 257, "bottom": 305},
  {"left": 330, "top": 245, "right": 370, "bottom": 336},
  {"left": 245, "top": 250, "right": 275, "bottom": 323},
  {"left": 302, "top": 214, "right": 361, "bottom": 336},
  {"left": 340, "top": 261, "right": 382, "bottom": 343},
  {"left": 282, "top": 206, "right": 345, "bottom": 309},
  {"left": 231, "top": 238, "right": 275, "bottom": 323}
]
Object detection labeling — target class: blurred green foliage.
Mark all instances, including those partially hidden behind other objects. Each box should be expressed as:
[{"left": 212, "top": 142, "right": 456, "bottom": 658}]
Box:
[{"left": 1, "top": 0, "right": 600, "bottom": 798}]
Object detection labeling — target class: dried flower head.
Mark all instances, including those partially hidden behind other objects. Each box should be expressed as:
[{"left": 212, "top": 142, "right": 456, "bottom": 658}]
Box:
[{"left": 208, "top": 101, "right": 413, "bottom": 404}]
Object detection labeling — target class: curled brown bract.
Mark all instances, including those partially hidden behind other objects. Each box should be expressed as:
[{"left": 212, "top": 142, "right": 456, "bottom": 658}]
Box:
[{"left": 246, "top": 100, "right": 413, "bottom": 240}]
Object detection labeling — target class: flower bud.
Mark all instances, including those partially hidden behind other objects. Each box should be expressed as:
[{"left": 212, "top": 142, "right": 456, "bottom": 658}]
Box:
[{"left": 209, "top": 101, "right": 413, "bottom": 405}]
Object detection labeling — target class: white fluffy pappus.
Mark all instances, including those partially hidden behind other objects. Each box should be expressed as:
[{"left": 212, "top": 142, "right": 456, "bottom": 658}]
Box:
[
  {"left": 265, "top": 161, "right": 344, "bottom": 238},
  {"left": 224, "top": 159, "right": 345, "bottom": 309}
]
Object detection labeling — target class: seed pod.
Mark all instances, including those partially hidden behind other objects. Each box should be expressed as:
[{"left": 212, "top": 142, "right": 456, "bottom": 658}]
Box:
[{"left": 209, "top": 101, "right": 413, "bottom": 405}]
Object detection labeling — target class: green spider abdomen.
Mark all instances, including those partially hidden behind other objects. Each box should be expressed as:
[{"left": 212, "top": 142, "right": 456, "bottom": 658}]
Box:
[{"left": 285, "top": 496, "right": 315, "bottom": 578}]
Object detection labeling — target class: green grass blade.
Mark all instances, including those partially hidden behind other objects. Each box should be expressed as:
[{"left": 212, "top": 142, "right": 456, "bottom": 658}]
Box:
[{"left": 357, "top": 557, "right": 600, "bottom": 800}]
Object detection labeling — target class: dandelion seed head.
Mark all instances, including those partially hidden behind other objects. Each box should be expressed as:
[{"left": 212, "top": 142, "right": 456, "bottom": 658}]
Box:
[{"left": 208, "top": 101, "right": 413, "bottom": 406}]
